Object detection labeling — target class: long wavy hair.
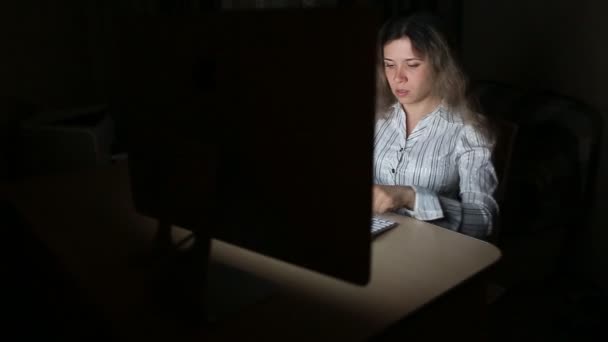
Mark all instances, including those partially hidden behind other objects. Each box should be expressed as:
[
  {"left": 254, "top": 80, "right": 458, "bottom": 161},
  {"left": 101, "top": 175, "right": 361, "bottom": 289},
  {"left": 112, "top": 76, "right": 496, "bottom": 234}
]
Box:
[{"left": 376, "top": 12, "right": 492, "bottom": 140}]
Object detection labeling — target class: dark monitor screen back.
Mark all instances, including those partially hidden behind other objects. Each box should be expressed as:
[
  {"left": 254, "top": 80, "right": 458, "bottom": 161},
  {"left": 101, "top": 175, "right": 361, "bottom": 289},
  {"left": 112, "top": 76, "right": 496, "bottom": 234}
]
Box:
[{"left": 122, "top": 10, "right": 378, "bottom": 285}]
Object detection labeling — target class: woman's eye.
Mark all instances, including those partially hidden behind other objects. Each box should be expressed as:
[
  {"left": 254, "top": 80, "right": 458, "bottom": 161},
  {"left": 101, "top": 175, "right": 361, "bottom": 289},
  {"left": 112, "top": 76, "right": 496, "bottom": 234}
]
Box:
[
  {"left": 384, "top": 64, "right": 395, "bottom": 68},
  {"left": 407, "top": 64, "right": 420, "bottom": 68}
]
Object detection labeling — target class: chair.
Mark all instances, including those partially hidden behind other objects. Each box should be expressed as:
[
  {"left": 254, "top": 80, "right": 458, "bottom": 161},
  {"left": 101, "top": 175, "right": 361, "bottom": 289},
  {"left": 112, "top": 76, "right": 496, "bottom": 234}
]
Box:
[
  {"left": 488, "top": 118, "right": 518, "bottom": 245},
  {"left": 512, "top": 92, "right": 603, "bottom": 280},
  {"left": 19, "top": 105, "right": 115, "bottom": 177},
  {"left": 484, "top": 89, "right": 603, "bottom": 303}
]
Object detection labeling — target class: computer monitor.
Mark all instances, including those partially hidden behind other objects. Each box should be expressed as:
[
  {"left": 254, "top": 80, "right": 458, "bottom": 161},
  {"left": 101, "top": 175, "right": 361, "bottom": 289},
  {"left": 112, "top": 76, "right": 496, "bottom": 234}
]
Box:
[{"left": 121, "top": 9, "right": 378, "bottom": 286}]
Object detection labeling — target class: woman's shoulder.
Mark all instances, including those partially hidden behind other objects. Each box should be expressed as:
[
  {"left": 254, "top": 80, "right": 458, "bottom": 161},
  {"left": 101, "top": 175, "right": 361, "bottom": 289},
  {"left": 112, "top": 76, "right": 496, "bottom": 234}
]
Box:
[
  {"left": 455, "top": 123, "right": 495, "bottom": 152},
  {"left": 439, "top": 105, "right": 494, "bottom": 145},
  {"left": 437, "top": 104, "right": 465, "bottom": 125}
]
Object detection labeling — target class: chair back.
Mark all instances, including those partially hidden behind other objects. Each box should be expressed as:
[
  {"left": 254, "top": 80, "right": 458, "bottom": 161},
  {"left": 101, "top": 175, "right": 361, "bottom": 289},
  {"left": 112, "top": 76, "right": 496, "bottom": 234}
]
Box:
[{"left": 489, "top": 118, "right": 518, "bottom": 244}]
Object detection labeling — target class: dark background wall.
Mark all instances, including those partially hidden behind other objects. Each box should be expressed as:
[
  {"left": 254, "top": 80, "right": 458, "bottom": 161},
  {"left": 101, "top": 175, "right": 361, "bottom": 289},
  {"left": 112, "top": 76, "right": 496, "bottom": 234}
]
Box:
[{"left": 0, "top": 1, "right": 99, "bottom": 111}]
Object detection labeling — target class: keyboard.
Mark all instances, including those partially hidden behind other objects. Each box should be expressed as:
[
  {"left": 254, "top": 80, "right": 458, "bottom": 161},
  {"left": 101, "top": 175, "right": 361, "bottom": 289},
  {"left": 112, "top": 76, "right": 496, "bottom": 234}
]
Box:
[{"left": 371, "top": 216, "right": 398, "bottom": 237}]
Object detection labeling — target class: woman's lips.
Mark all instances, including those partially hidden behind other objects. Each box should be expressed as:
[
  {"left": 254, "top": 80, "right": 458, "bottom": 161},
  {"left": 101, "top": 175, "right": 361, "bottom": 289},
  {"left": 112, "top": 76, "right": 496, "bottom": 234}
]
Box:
[{"left": 396, "top": 90, "right": 409, "bottom": 97}]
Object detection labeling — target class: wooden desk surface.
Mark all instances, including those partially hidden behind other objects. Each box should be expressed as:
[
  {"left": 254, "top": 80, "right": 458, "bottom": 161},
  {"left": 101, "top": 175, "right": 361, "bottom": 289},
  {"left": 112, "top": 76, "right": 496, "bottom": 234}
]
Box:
[
  {"left": 3, "top": 163, "right": 500, "bottom": 341},
  {"left": 210, "top": 215, "right": 500, "bottom": 341}
]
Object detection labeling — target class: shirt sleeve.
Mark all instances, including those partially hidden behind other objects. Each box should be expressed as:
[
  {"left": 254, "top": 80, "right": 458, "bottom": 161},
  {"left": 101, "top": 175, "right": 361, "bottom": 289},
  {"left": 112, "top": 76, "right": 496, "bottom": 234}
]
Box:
[{"left": 398, "top": 125, "right": 499, "bottom": 239}]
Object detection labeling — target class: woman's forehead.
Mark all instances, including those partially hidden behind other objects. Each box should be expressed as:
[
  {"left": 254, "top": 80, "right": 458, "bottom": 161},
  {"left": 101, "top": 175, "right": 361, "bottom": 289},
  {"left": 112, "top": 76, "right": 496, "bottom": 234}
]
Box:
[{"left": 383, "top": 38, "right": 423, "bottom": 59}]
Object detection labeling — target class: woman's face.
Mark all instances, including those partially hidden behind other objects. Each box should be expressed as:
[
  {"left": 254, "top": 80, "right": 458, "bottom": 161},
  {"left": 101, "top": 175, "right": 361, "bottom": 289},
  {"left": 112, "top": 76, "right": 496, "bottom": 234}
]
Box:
[{"left": 383, "top": 37, "right": 435, "bottom": 107}]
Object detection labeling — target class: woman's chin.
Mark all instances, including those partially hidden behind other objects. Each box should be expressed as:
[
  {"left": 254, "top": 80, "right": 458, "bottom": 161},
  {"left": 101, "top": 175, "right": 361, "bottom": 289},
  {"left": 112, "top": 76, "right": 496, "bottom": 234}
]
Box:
[{"left": 398, "top": 99, "right": 414, "bottom": 106}]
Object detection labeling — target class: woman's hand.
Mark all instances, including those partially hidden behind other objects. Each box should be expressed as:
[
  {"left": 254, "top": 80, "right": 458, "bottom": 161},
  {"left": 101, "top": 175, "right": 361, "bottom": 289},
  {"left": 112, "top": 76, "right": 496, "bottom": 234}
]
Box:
[{"left": 372, "top": 185, "right": 415, "bottom": 214}]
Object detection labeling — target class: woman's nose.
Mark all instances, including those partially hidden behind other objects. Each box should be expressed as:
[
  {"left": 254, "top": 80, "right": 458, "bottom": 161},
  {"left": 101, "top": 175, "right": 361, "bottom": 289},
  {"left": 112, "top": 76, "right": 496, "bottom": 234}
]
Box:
[{"left": 393, "top": 66, "right": 407, "bottom": 82}]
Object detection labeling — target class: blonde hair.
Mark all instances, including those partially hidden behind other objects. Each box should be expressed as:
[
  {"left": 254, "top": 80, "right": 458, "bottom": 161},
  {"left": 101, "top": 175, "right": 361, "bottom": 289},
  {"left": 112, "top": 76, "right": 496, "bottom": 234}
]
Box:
[{"left": 376, "top": 13, "right": 492, "bottom": 140}]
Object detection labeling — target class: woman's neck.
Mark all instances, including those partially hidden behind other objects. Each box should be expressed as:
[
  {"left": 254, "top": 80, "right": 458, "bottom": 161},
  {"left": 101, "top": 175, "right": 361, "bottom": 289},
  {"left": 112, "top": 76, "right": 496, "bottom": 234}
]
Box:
[{"left": 401, "top": 96, "right": 442, "bottom": 121}]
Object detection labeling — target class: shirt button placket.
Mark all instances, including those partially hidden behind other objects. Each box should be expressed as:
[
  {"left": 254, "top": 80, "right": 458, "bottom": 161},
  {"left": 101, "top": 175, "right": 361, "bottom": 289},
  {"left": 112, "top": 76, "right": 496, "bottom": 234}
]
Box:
[{"left": 401, "top": 145, "right": 409, "bottom": 171}]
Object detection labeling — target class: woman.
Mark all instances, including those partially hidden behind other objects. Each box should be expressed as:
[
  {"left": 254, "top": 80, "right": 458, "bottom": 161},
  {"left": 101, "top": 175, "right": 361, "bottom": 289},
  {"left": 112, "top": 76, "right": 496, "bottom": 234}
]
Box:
[{"left": 373, "top": 13, "right": 498, "bottom": 240}]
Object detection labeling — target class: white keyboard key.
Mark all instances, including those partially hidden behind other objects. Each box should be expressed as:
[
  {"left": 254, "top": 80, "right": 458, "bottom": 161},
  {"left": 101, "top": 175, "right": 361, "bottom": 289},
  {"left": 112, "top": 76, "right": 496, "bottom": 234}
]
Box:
[{"left": 371, "top": 216, "right": 398, "bottom": 236}]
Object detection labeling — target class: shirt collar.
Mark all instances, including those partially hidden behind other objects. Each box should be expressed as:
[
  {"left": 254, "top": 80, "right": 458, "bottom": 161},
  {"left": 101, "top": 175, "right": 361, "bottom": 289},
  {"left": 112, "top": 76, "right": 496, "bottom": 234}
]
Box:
[{"left": 392, "top": 102, "right": 444, "bottom": 123}]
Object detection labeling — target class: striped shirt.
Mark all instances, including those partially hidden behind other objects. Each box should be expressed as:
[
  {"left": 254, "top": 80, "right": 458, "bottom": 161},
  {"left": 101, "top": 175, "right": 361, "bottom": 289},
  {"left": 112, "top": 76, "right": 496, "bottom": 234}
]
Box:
[{"left": 374, "top": 103, "right": 498, "bottom": 239}]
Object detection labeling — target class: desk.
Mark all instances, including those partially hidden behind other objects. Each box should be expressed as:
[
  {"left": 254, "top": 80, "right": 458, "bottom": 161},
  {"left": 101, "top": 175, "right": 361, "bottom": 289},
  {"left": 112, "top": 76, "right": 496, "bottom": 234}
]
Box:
[{"left": 3, "top": 163, "right": 500, "bottom": 341}]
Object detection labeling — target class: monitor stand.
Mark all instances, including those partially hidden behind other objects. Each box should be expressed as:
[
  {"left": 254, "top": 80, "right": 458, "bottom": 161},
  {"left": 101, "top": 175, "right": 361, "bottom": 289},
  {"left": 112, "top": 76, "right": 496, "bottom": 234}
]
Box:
[{"left": 139, "top": 221, "right": 278, "bottom": 327}]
